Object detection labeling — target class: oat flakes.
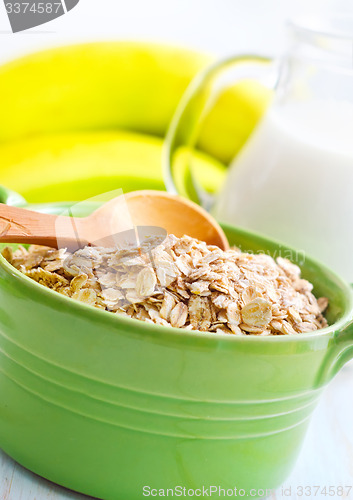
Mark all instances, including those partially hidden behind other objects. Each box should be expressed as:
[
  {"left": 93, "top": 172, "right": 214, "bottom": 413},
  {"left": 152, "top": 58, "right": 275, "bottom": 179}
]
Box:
[{"left": 1, "top": 234, "right": 328, "bottom": 336}]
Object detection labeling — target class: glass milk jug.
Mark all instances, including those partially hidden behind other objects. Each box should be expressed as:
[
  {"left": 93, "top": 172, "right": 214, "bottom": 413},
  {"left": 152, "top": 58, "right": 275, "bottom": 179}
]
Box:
[{"left": 165, "top": 17, "right": 353, "bottom": 281}]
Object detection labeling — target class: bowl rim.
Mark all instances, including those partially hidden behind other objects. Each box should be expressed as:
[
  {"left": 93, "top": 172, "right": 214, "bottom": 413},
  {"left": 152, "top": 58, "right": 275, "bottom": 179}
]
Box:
[{"left": 1, "top": 226, "right": 352, "bottom": 344}]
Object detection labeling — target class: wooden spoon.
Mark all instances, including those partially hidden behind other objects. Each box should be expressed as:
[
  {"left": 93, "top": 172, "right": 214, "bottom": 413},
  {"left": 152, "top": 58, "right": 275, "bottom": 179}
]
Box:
[{"left": 0, "top": 190, "right": 229, "bottom": 251}]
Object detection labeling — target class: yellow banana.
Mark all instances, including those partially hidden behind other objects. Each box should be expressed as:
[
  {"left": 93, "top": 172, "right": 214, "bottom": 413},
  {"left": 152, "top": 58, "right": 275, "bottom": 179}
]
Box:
[
  {"left": 0, "top": 43, "right": 270, "bottom": 201},
  {"left": 0, "top": 42, "right": 211, "bottom": 144},
  {"left": 0, "top": 131, "right": 226, "bottom": 203},
  {"left": 198, "top": 79, "right": 272, "bottom": 165}
]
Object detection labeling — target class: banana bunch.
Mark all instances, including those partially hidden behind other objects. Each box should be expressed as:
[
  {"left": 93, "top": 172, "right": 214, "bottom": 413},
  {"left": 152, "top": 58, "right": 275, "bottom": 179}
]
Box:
[{"left": 0, "top": 42, "right": 270, "bottom": 202}]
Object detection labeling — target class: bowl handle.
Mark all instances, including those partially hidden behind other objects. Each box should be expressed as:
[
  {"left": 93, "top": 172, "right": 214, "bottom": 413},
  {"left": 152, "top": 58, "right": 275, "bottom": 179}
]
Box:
[
  {"left": 332, "top": 316, "right": 353, "bottom": 376},
  {"left": 322, "top": 286, "right": 353, "bottom": 381},
  {"left": 0, "top": 186, "right": 27, "bottom": 207},
  {"left": 0, "top": 186, "right": 76, "bottom": 215}
]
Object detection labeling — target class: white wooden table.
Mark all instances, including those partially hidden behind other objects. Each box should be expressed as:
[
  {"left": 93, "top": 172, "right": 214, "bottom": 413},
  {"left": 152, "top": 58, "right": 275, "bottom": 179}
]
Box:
[{"left": 2, "top": 362, "right": 353, "bottom": 499}]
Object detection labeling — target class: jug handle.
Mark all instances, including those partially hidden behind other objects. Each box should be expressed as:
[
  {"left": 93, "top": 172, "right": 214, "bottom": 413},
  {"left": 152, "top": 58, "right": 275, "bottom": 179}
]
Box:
[{"left": 163, "top": 55, "right": 276, "bottom": 210}]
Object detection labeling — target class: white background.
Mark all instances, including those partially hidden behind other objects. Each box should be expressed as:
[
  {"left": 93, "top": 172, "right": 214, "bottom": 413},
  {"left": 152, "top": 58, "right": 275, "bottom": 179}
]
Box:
[{"left": 0, "top": 0, "right": 352, "bottom": 63}]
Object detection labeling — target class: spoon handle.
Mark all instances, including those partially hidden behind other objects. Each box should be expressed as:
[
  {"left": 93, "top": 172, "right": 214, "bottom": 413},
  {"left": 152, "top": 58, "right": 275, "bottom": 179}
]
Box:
[{"left": 0, "top": 204, "right": 60, "bottom": 247}]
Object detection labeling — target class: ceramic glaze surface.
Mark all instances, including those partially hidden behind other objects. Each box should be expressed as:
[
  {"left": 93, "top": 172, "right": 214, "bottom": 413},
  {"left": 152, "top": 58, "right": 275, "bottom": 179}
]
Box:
[{"left": 0, "top": 224, "right": 352, "bottom": 499}]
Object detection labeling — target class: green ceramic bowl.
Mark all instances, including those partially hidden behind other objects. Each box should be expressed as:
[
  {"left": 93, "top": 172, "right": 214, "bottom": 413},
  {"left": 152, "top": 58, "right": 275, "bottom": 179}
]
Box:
[{"left": 0, "top": 192, "right": 353, "bottom": 499}]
